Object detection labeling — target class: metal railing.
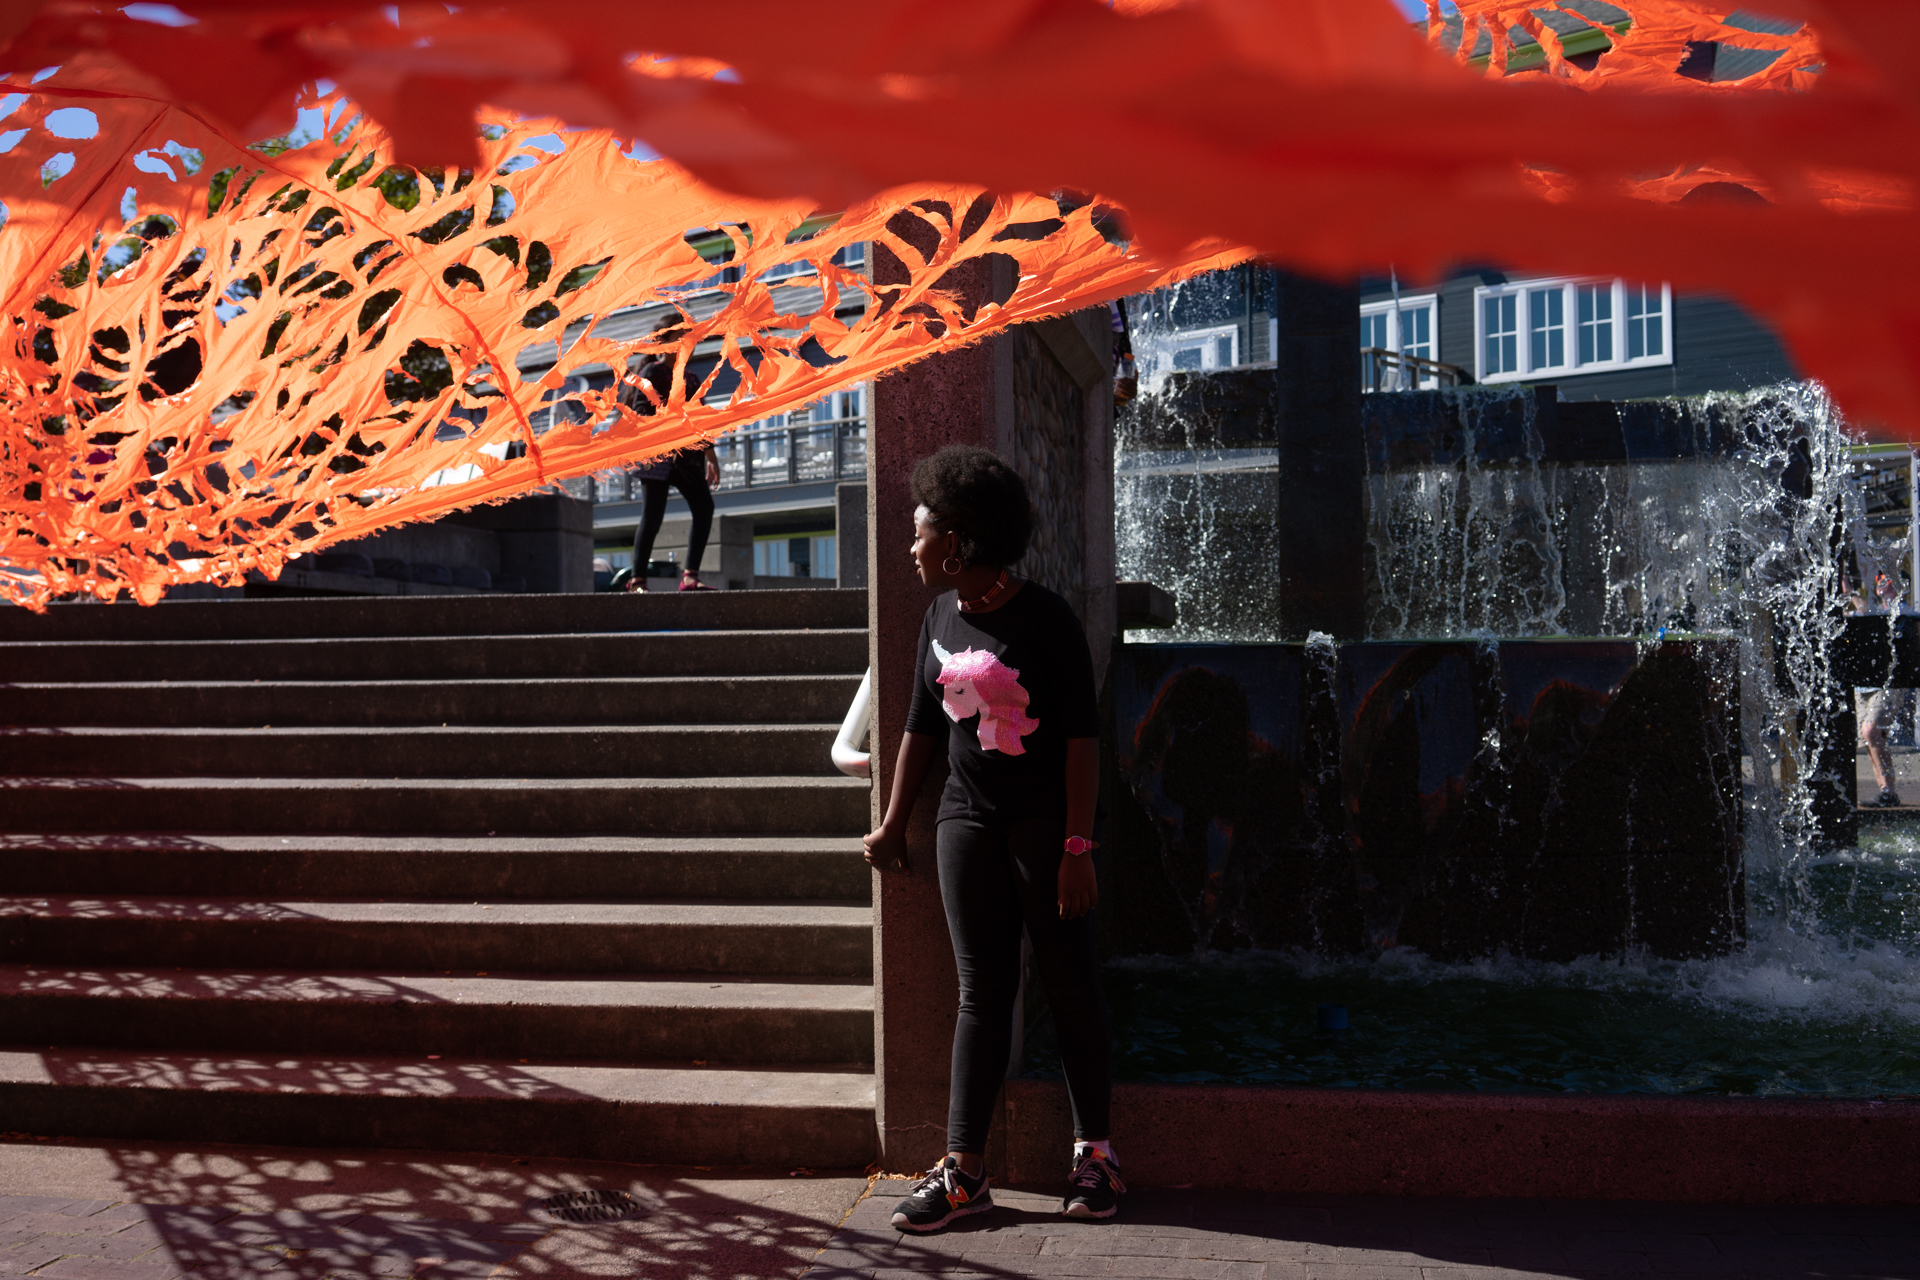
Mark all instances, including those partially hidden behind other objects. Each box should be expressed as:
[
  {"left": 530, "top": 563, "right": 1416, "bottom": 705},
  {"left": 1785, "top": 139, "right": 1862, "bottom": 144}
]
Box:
[
  {"left": 715, "top": 414, "right": 867, "bottom": 491},
  {"left": 1362, "top": 348, "right": 1466, "bottom": 393},
  {"left": 832, "top": 668, "right": 873, "bottom": 778},
  {"left": 561, "top": 414, "right": 867, "bottom": 504}
]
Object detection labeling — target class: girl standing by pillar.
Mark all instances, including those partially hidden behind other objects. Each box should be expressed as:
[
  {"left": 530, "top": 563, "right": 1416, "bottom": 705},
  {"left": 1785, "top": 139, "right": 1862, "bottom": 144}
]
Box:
[{"left": 863, "top": 444, "right": 1120, "bottom": 1231}]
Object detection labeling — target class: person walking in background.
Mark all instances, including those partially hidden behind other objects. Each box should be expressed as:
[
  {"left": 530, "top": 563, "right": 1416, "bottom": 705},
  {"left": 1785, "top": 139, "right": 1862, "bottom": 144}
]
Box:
[
  {"left": 862, "top": 444, "right": 1120, "bottom": 1231},
  {"left": 1857, "top": 570, "right": 1913, "bottom": 806},
  {"left": 621, "top": 321, "right": 718, "bottom": 592}
]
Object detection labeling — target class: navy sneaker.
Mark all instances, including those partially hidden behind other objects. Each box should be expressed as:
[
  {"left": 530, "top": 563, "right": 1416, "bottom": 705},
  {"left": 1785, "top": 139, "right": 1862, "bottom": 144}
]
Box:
[
  {"left": 1061, "top": 1149, "right": 1125, "bottom": 1219},
  {"left": 890, "top": 1156, "right": 992, "bottom": 1233}
]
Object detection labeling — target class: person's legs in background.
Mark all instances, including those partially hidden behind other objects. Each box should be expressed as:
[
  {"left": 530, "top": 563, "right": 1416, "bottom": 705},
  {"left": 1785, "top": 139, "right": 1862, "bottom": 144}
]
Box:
[
  {"left": 629, "top": 477, "right": 671, "bottom": 590},
  {"left": 1863, "top": 689, "right": 1900, "bottom": 805},
  {"left": 669, "top": 452, "right": 715, "bottom": 590}
]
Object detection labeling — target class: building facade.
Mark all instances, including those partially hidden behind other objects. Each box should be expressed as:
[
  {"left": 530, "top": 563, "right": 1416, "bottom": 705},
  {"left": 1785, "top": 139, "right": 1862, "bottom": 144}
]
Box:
[{"left": 1356, "top": 268, "right": 1798, "bottom": 401}]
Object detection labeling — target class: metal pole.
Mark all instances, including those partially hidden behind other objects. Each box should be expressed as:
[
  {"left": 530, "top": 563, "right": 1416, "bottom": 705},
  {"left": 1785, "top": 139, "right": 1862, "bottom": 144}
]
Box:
[
  {"left": 1910, "top": 448, "right": 1917, "bottom": 608},
  {"left": 1389, "top": 265, "right": 1407, "bottom": 390},
  {"left": 1242, "top": 261, "right": 1253, "bottom": 366}
]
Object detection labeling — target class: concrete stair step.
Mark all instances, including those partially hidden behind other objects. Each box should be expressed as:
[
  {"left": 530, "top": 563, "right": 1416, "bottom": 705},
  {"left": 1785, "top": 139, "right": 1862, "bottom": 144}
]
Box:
[
  {"left": 0, "top": 1047, "right": 876, "bottom": 1166},
  {"left": 1, "top": 775, "right": 872, "bottom": 836},
  {"left": 3, "top": 724, "right": 842, "bottom": 779},
  {"left": 0, "top": 835, "right": 871, "bottom": 900},
  {"left": 0, "top": 628, "right": 868, "bottom": 683},
  {"left": 0, "top": 674, "right": 864, "bottom": 728},
  {"left": 0, "top": 897, "right": 872, "bottom": 977},
  {"left": 0, "top": 589, "right": 868, "bottom": 643},
  {"left": 0, "top": 966, "right": 873, "bottom": 1064}
]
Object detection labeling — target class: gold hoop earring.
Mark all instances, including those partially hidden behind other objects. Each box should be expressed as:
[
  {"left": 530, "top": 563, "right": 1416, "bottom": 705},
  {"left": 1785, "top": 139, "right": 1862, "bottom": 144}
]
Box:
[{"left": 942, "top": 556, "right": 963, "bottom": 575}]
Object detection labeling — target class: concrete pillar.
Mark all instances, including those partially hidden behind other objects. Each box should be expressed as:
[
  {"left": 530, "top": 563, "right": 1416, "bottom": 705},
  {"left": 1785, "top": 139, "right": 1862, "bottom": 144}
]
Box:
[
  {"left": 1273, "top": 273, "right": 1364, "bottom": 641},
  {"left": 641, "top": 514, "right": 752, "bottom": 589},
  {"left": 867, "top": 253, "right": 1007, "bottom": 1174},
  {"left": 1026, "top": 312, "right": 1117, "bottom": 683},
  {"left": 868, "top": 204, "right": 1118, "bottom": 1169}
]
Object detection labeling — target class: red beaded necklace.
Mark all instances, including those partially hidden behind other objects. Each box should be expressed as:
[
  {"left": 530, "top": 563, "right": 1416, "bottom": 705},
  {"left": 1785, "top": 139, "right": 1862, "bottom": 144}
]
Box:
[{"left": 958, "top": 569, "right": 1012, "bottom": 613}]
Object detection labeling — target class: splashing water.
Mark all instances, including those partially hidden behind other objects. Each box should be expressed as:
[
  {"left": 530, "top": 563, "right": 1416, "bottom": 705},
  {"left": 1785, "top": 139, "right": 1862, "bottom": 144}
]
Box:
[{"left": 1105, "top": 358, "right": 1920, "bottom": 1093}]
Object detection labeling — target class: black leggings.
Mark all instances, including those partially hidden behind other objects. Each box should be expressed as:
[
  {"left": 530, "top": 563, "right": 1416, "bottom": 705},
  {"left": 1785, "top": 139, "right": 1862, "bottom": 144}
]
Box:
[
  {"left": 633, "top": 452, "right": 714, "bottom": 573},
  {"left": 937, "top": 811, "right": 1112, "bottom": 1154}
]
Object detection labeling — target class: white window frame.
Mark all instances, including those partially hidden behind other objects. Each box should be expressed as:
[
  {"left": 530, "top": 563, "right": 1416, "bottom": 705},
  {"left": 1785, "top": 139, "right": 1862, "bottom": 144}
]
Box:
[
  {"left": 1473, "top": 277, "right": 1672, "bottom": 384},
  {"left": 1360, "top": 293, "right": 1440, "bottom": 388},
  {"left": 1139, "top": 323, "right": 1240, "bottom": 386}
]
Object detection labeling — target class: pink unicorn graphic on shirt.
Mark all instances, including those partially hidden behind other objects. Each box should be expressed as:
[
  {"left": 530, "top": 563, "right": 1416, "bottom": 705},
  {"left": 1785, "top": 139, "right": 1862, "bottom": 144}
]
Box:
[{"left": 932, "top": 639, "right": 1040, "bottom": 755}]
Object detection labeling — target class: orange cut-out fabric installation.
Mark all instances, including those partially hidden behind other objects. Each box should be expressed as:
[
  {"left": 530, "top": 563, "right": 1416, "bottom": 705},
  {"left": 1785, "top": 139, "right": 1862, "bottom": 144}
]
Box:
[
  {"left": 0, "top": 76, "right": 1238, "bottom": 606},
  {"left": 0, "top": 0, "right": 1916, "bottom": 607}
]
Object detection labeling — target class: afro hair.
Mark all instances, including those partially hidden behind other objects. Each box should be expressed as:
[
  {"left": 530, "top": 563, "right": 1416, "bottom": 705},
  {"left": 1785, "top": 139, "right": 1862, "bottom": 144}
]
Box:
[{"left": 910, "top": 444, "right": 1032, "bottom": 569}]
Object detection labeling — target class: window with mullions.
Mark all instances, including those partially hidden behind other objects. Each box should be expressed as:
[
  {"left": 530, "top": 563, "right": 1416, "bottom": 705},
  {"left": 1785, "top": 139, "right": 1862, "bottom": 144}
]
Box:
[
  {"left": 1162, "top": 325, "right": 1236, "bottom": 373},
  {"left": 1475, "top": 277, "right": 1671, "bottom": 383},
  {"left": 1578, "top": 283, "right": 1613, "bottom": 364},
  {"left": 1360, "top": 294, "right": 1440, "bottom": 389},
  {"left": 1127, "top": 263, "right": 1275, "bottom": 391},
  {"left": 1399, "top": 304, "right": 1433, "bottom": 364},
  {"left": 1483, "top": 293, "right": 1519, "bottom": 376},
  {"left": 1529, "top": 287, "right": 1565, "bottom": 370},
  {"left": 1361, "top": 311, "right": 1388, "bottom": 373},
  {"left": 1625, "top": 283, "right": 1664, "bottom": 360}
]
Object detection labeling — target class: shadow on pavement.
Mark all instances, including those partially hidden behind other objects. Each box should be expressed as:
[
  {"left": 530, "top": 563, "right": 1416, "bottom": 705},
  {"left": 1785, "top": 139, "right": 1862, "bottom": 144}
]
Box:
[{"left": 0, "top": 1137, "right": 870, "bottom": 1280}]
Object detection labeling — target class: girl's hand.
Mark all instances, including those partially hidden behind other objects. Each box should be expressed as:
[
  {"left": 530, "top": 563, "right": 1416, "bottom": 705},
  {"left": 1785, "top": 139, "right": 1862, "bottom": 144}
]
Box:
[
  {"left": 1058, "top": 846, "right": 1098, "bottom": 918},
  {"left": 863, "top": 824, "right": 910, "bottom": 874}
]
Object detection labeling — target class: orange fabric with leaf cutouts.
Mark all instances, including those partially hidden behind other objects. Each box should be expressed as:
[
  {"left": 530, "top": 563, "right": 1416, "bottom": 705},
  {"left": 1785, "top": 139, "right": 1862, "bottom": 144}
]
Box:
[{"left": 0, "top": 0, "right": 1914, "bottom": 606}]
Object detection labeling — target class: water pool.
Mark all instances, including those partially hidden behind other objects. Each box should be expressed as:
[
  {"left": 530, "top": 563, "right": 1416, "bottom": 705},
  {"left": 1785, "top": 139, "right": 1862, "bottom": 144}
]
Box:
[{"left": 1023, "top": 827, "right": 1920, "bottom": 1096}]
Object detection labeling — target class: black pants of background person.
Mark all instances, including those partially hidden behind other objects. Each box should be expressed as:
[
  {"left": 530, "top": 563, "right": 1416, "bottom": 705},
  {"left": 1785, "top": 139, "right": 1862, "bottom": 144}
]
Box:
[
  {"left": 633, "top": 450, "right": 714, "bottom": 578},
  {"left": 937, "top": 810, "right": 1112, "bottom": 1154}
]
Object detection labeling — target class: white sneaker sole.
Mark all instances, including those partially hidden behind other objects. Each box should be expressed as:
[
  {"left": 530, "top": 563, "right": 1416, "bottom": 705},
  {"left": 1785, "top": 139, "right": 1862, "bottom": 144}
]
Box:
[
  {"left": 1061, "top": 1199, "right": 1118, "bottom": 1219},
  {"left": 891, "top": 1197, "right": 994, "bottom": 1233}
]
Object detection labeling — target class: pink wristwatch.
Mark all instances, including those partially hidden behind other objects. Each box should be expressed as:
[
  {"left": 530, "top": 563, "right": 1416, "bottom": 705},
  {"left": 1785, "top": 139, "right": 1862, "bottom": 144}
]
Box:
[{"left": 1064, "top": 836, "right": 1095, "bottom": 856}]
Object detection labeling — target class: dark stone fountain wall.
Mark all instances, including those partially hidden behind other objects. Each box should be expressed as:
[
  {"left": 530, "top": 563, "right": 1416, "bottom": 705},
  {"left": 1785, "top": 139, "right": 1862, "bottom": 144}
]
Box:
[{"left": 1101, "top": 637, "right": 1744, "bottom": 961}]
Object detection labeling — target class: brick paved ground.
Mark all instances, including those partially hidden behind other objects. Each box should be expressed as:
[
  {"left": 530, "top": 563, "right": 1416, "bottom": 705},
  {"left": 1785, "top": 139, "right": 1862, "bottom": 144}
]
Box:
[
  {"left": 0, "top": 1195, "right": 548, "bottom": 1280},
  {"left": 0, "top": 1140, "right": 873, "bottom": 1280},
  {"left": 3, "top": 1145, "right": 1917, "bottom": 1280},
  {"left": 804, "top": 1183, "right": 1920, "bottom": 1280}
]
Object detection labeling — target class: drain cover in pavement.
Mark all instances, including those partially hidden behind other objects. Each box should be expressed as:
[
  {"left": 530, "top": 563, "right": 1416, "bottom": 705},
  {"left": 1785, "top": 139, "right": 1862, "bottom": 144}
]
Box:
[{"left": 536, "top": 1190, "right": 642, "bottom": 1224}]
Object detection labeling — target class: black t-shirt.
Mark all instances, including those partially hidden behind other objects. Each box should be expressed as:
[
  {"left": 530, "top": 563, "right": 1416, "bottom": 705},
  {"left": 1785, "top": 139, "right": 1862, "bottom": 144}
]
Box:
[
  {"left": 624, "top": 354, "right": 702, "bottom": 480},
  {"left": 904, "top": 580, "right": 1100, "bottom": 824}
]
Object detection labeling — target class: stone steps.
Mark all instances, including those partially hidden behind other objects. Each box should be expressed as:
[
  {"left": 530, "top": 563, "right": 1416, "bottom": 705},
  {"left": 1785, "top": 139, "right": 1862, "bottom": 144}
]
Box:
[
  {"left": 3, "top": 628, "right": 868, "bottom": 682},
  {"left": 0, "top": 589, "right": 878, "bottom": 1166},
  {"left": 0, "top": 898, "right": 873, "bottom": 975},
  {"left": 0, "top": 674, "right": 863, "bottom": 727},
  {"left": 4, "top": 775, "right": 871, "bottom": 836},
  {"left": 0, "top": 1049, "right": 877, "bottom": 1167},
  {"left": 0, "top": 835, "right": 869, "bottom": 899},
  {"left": 0, "top": 966, "right": 873, "bottom": 1063},
  {"left": 1, "top": 723, "right": 843, "bottom": 779},
  {"left": 0, "top": 588, "right": 867, "bottom": 642}
]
